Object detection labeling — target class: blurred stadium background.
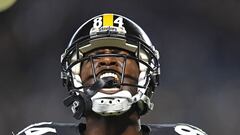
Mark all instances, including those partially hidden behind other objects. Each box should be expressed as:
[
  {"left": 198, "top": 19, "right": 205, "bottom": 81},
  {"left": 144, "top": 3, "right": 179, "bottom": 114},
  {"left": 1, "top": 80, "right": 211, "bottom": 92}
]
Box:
[{"left": 0, "top": 0, "right": 240, "bottom": 135}]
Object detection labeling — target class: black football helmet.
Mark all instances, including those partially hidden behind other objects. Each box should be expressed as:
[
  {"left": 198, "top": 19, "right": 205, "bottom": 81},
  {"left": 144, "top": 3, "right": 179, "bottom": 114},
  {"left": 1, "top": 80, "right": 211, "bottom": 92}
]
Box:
[{"left": 61, "top": 13, "right": 160, "bottom": 117}]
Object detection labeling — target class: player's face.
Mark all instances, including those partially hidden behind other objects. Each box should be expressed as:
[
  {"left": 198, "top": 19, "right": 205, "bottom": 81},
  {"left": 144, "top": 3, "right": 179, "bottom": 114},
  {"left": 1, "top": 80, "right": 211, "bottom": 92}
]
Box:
[{"left": 80, "top": 48, "right": 140, "bottom": 95}]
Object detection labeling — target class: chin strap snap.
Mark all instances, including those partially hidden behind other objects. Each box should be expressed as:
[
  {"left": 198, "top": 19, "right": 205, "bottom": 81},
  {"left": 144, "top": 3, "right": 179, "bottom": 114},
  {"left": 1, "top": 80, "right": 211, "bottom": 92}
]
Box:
[{"left": 63, "top": 77, "right": 116, "bottom": 119}]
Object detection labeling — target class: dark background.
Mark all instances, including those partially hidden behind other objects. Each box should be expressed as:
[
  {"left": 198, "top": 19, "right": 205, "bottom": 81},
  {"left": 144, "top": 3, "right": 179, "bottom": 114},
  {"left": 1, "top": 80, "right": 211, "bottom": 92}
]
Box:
[{"left": 1, "top": 0, "right": 240, "bottom": 135}]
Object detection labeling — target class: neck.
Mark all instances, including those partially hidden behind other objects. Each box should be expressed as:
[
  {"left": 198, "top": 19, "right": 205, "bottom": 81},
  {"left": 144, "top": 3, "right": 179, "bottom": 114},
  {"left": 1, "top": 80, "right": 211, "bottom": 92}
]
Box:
[{"left": 83, "top": 111, "right": 141, "bottom": 135}]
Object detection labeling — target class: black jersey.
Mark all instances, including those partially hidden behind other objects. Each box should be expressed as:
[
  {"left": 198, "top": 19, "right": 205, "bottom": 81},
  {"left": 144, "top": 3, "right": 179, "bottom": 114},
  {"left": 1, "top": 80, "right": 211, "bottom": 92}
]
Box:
[{"left": 16, "top": 122, "right": 207, "bottom": 135}]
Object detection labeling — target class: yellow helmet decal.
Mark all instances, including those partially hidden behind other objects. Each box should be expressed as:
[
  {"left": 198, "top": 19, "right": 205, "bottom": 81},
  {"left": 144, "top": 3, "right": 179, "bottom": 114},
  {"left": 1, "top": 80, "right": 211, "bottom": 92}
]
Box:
[{"left": 103, "top": 14, "right": 113, "bottom": 26}]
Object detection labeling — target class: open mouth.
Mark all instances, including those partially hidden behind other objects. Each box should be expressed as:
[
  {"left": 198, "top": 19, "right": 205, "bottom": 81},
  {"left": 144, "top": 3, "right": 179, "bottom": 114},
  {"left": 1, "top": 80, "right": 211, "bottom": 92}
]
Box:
[
  {"left": 97, "top": 70, "right": 121, "bottom": 83},
  {"left": 100, "top": 72, "right": 119, "bottom": 80},
  {"left": 97, "top": 71, "right": 122, "bottom": 94}
]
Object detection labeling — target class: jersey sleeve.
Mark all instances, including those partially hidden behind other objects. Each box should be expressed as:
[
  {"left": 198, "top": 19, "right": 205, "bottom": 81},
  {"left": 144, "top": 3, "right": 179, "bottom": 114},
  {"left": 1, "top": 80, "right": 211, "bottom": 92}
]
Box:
[
  {"left": 174, "top": 123, "right": 207, "bottom": 135},
  {"left": 16, "top": 122, "right": 80, "bottom": 135},
  {"left": 16, "top": 122, "right": 57, "bottom": 135},
  {"left": 147, "top": 123, "right": 207, "bottom": 135}
]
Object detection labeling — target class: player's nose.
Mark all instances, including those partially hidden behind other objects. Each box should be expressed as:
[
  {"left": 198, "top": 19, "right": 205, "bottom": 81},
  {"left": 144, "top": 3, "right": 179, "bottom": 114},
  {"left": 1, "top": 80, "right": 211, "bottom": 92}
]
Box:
[
  {"left": 98, "top": 57, "right": 118, "bottom": 67},
  {"left": 97, "top": 49, "right": 120, "bottom": 67}
]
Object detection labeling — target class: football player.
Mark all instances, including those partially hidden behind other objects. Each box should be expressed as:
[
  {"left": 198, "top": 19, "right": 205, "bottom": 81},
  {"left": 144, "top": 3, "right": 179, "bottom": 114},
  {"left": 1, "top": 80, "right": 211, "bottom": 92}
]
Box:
[{"left": 16, "top": 13, "right": 207, "bottom": 135}]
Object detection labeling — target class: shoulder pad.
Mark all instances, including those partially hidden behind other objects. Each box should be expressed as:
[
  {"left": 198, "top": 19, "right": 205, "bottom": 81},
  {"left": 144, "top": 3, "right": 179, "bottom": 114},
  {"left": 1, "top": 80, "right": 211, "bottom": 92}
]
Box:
[
  {"left": 16, "top": 122, "right": 79, "bottom": 135},
  {"left": 16, "top": 122, "right": 56, "bottom": 135},
  {"left": 174, "top": 123, "right": 207, "bottom": 135},
  {"left": 146, "top": 123, "right": 207, "bottom": 135}
]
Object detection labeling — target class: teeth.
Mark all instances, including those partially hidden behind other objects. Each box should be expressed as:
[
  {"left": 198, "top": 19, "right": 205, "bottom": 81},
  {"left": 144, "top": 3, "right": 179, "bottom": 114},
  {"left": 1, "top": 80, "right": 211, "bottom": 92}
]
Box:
[
  {"left": 100, "top": 72, "right": 118, "bottom": 79},
  {"left": 101, "top": 88, "right": 119, "bottom": 91}
]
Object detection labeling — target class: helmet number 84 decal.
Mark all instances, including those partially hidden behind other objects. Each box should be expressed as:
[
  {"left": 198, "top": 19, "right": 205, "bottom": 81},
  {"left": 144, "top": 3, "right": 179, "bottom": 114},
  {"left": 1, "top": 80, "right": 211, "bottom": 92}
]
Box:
[
  {"left": 93, "top": 15, "right": 123, "bottom": 28},
  {"left": 175, "top": 124, "right": 207, "bottom": 135}
]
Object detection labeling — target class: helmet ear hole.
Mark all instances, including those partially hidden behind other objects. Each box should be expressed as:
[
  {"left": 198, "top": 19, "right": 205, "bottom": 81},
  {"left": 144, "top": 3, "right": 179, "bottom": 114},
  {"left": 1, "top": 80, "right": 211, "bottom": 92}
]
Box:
[
  {"left": 67, "top": 75, "right": 74, "bottom": 90},
  {"left": 145, "top": 79, "right": 155, "bottom": 98},
  {"left": 61, "top": 71, "right": 74, "bottom": 90}
]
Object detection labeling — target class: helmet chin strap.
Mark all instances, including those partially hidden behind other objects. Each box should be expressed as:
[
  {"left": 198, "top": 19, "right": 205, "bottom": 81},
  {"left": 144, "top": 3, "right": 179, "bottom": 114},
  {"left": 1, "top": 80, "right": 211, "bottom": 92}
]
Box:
[
  {"left": 91, "top": 90, "right": 133, "bottom": 116},
  {"left": 91, "top": 89, "right": 153, "bottom": 116},
  {"left": 64, "top": 77, "right": 152, "bottom": 119}
]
